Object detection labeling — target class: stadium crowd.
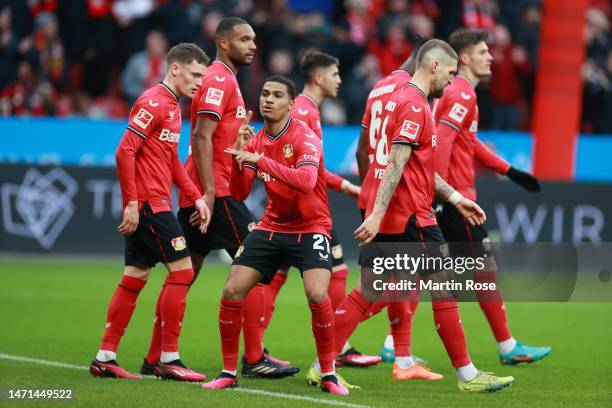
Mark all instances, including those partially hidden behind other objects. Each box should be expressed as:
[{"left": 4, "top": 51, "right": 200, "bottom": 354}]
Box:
[{"left": 1, "top": 0, "right": 611, "bottom": 133}]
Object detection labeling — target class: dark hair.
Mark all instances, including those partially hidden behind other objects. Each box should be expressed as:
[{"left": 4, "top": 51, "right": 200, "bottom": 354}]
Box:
[
  {"left": 215, "top": 16, "right": 249, "bottom": 38},
  {"left": 262, "top": 75, "right": 296, "bottom": 100},
  {"left": 415, "top": 39, "right": 458, "bottom": 68},
  {"left": 300, "top": 51, "right": 339, "bottom": 83},
  {"left": 448, "top": 29, "right": 489, "bottom": 55},
  {"left": 166, "top": 43, "right": 210, "bottom": 66}
]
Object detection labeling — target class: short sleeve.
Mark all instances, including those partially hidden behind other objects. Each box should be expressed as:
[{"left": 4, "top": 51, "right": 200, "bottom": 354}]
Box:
[
  {"left": 391, "top": 101, "right": 426, "bottom": 148},
  {"left": 295, "top": 130, "right": 322, "bottom": 169},
  {"left": 194, "top": 76, "right": 231, "bottom": 121},
  {"left": 126, "top": 96, "right": 161, "bottom": 139},
  {"left": 437, "top": 91, "right": 476, "bottom": 132}
]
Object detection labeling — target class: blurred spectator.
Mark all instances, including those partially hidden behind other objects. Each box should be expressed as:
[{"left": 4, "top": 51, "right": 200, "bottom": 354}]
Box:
[
  {"left": 120, "top": 30, "right": 168, "bottom": 105},
  {"left": 0, "top": 6, "right": 18, "bottom": 89},
  {"left": 1, "top": 60, "right": 56, "bottom": 117},
  {"left": 195, "top": 9, "right": 223, "bottom": 60},
  {"left": 369, "top": 22, "right": 412, "bottom": 76},
  {"left": 340, "top": 53, "right": 382, "bottom": 123},
  {"left": 267, "top": 48, "right": 301, "bottom": 86},
  {"left": 488, "top": 24, "right": 531, "bottom": 130}
]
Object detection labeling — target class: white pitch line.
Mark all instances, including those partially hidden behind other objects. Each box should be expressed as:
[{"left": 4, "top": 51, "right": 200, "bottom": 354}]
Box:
[{"left": 0, "top": 353, "right": 373, "bottom": 408}]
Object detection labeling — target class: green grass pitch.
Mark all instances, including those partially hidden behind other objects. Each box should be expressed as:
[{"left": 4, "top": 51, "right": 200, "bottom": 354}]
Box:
[{"left": 0, "top": 257, "right": 611, "bottom": 407}]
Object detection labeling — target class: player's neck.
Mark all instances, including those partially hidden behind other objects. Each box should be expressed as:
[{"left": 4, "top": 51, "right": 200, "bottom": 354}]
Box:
[
  {"left": 408, "top": 71, "right": 431, "bottom": 98},
  {"left": 302, "top": 85, "right": 323, "bottom": 106},
  {"left": 264, "top": 115, "right": 291, "bottom": 137},
  {"left": 458, "top": 67, "right": 479, "bottom": 87},
  {"left": 216, "top": 55, "right": 239, "bottom": 75},
  {"left": 161, "top": 76, "right": 182, "bottom": 98}
]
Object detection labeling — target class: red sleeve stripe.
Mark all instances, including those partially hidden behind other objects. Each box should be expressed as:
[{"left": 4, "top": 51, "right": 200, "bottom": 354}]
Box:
[
  {"left": 440, "top": 119, "right": 461, "bottom": 132},
  {"left": 296, "top": 161, "right": 319, "bottom": 168},
  {"left": 196, "top": 110, "right": 222, "bottom": 121},
  {"left": 126, "top": 126, "right": 147, "bottom": 139},
  {"left": 243, "top": 163, "right": 258, "bottom": 171},
  {"left": 391, "top": 140, "right": 420, "bottom": 149}
]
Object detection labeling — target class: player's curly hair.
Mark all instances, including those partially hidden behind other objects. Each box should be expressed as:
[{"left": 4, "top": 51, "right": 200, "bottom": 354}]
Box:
[
  {"left": 300, "top": 51, "right": 339, "bottom": 83},
  {"left": 166, "top": 43, "right": 210, "bottom": 66},
  {"left": 448, "top": 29, "right": 489, "bottom": 55},
  {"left": 263, "top": 75, "right": 297, "bottom": 100}
]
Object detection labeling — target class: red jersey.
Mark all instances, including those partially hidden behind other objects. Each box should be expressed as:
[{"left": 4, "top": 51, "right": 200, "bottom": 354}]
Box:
[
  {"left": 116, "top": 83, "right": 201, "bottom": 213},
  {"left": 179, "top": 60, "right": 247, "bottom": 206},
  {"left": 358, "top": 70, "right": 412, "bottom": 209},
  {"left": 291, "top": 93, "right": 344, "bottom": 192},
  {"left": 231, "top": 118, "right": 332, "bottom": 236},
  {"left": 433, "top": 75, "right": 509, "bottom": 201},
  {"left": 365, "top": 83, "right": 437, "bottom": 233}
]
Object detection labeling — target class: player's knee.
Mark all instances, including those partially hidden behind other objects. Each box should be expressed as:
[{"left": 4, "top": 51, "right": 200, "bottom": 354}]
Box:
[
  {"left": 305, "top": 287, "right": 328, "bottom": 304},
  {"left": 222, "top": 283, "right": 247, "bottom": 301},
  {"left": 123, "top": 266, "right": 150, "bottom": 280}
]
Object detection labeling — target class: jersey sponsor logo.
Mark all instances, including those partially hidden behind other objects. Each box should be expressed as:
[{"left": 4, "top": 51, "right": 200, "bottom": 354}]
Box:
[
  {"left": 133, "top": 107, "right": 154, "bottom": 129},
  {"left": 448, "top": 102, "right": 468, "bottom": 123},
  {"left": 298, "top": 108, "right": 309, "bottom": 115},
  {"left": 368, "top": 83, "right": 396, "bottom": 99},
  {"left": 148, "top": 100, "right": 159, "bottom": 107},
  {"left": 159, "top": 128, "right": 180, "bottom": 143},
  {"left": 304, "top": 141, "right": 318, "bottom": 152},
  {"left": 205, "top": 87, "right": 224, "bottom": 106},
  {"left": 236, "top": 106, "right": 246, "bottom": 119},
  {"left": 302, "top": 153, "right": 319, "bottom": 161},
  {"left": 214, "top": 75, "right": 226, "bottom": 82},
  {"left": 461, "top": 92, "right": 472, "bottom": 100},
  {"left": 171, "top": 236, "right": 186, "bottom": 251},
  {"left": 399, "top": 120, "right": 420, "bottom": 140},
  {"left": 283, "top": 144, "right": 293, "bottom": 158},
  {"left": 411, "top": 105, "right": 422, "bottom": 112},
  {"left": 385, "top": 101, "right": 396, "bottom": 111},
  {"left": 469, "top": 120, "right": 478, "bottom": 133}
]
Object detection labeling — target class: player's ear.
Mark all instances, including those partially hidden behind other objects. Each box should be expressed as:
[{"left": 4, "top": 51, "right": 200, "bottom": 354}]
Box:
[
  {"left": 288, "top": 99, "right": 294, "bottom": 111},
  {"left": 460, "top": 52, "right": 470, "bottom": 66},
  {"left": 170, "top": 62, "right": 181, "bottom": 77}
]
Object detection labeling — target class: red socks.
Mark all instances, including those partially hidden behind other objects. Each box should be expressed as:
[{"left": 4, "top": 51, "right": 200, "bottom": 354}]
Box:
[
  {"left": 309, "top": 298, "right": 335, "bottom": 373},
  {"left": 160, "top": 269, "right": 194, "bottom": 353},
  {"left": 263, "top": 272, "right": 287, "bottom": 329},
  {"left": 432, "top": 300, "right": 471, "bottom": 368},
  {"left": 243, "top": 283, "right": 266, "bottom": 364},
  {"left": 219, "top": 297, "right": 243, "bottom": 372},
  {"left": 360, "top": 301, "right": 387, "bottom": 322},
  {"left": 100, "top": 275, "right": 147, "bottom": 352},
  {"left": 145, "top": 282, "right": 166, "bottom": 364},
  {"left": 328, "top": 267, "right": 348, "bottom": 310},
  {"left": 334, "top": 289, "right": 372, "bottom": 354},
  {"left": 388, "top": 302, "right": 413, "bottom": 357},
  {"left": 475, "top": 270, "right": 511, "bottom": 341}
]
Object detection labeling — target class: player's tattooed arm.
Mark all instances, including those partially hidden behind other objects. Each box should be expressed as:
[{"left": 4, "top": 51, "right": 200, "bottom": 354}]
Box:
[
  {"left": 371, "top": 143, "right": 412, "bottom": 218},
  {"left": 434, "top": 172, "right": 456, "bottom": 201}
]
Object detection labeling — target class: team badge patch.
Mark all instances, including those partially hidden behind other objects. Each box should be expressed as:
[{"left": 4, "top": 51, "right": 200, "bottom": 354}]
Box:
[
  {"left": 133, "top": 107, "right": 154, "bottom": 129},
  {"left": 332, "top": 244, "right": 343, "bottom": 260},
  {"left": 399, "top": 120, "right": 420, "bottom": 140},
  {"left": 235, "top": 246, "right": 245, "bottom": 258},
  {"left": 283, "top": 144, "right": 293, "bottom": 158},
  {"left": 205, "top": 87, "right": 224, "bottom": 106},
  {"left": 171, "top": 236, "right": 187, "bottom": 251},
  {"left": 448, "top": 102, "right": 468, "bottom": 123}
]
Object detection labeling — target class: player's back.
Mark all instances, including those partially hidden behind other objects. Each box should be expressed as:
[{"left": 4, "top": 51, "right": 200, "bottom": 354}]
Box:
[
  {"left": 358, "top": 70, "right": 412, "bottom": 210},
  {"left": 365, "top": 83, "right": 437, "bottom": 233},
  {"left": 249, "top": 119, "right": 331, "bottom": 236},
  {"left": 180, "top": 60, "right": 247, "bottom": 206},
  {"left": 433, "top": 75, "right": 479, "bottom": 199},
  {"left": 125, "top": 83, "right": 182, "bottom": 212},
  {"left": 291, "top": 93, "right": 322, "bottom": 140}
]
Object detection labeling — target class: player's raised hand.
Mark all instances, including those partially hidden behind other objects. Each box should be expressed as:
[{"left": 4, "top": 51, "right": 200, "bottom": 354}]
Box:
[
  {"left": 118, "top": 201, "right": 139, "bottom": 236},
  {"left": 506, "top": 166, "right": 541, "bottom": 192},
  {"left": 194, "top": 198, "right": 211, "bottom": 233},
  {"left": 236, "top": 110, "right": 255, "bottom": 150},
  {"left": 225, "top": 147, "right": 263, "bottom": 167},
  {"left": 354, "top": 214, "right": 382, "bottom": 245},
  {"left": 455, "top": 197, "right": 486, "bottom": 226},
  {"left": 341, "top": 179, "right": 361, "bottom": 201}
]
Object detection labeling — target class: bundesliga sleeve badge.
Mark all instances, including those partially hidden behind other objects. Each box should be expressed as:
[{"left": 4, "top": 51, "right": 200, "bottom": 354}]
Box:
[
  {"left": 205, "top": 87, "right": 224, "bottom": 106},
  {"left": 133, "top": 108, "right": 154, "bottom": 129},
  {"left": 449, "top": 102, "right": 468, "bottom": 123},
  {"left": 400, "top": 120, "right": 420, "bottom": 140}
]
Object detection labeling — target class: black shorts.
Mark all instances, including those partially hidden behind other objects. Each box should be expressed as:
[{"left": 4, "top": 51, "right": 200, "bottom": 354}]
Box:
[
  {"left": 438, "top": 202, "right": 490, "bottom": 257},
  {"left": 178, "top": 196, "right": 254, "bottom": 258},
  {"left": 330, "top": 227, "right": 345, "bottom": 267},
  {"left": 125, "top": 202, "right": 190, "bottom": 267},
  {"left": 233, "top": 230, "right": 333, "bottom": 284}
]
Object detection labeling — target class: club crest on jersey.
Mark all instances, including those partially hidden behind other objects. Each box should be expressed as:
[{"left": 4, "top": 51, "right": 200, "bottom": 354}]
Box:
[
  {"left": 133, "top": 107, "right": 154, "bottom": 129},
  {"left": 449, "top": 102, "right": 468, "bottom": 123},
  {"left": 283, "top": 144, "right": 293, "bottom": 158},
  {"left": 400, "top": 120, "right": 420, "bottom": 140},
  {"left": 205, "top": 87, "right": 224, "bottom": 106},
  {"left": 171, "top": 236, "right": 186, "bottom": 251}
]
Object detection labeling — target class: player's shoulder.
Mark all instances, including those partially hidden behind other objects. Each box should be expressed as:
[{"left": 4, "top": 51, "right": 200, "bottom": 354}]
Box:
[
  {"left": 202, "top": 62, "right": 236, "bottom": 89},
  {"left": 443, "top": 77, "right": 476, "bottom": 104},
  {"left": 133, "top": 85, "right": 167, "bottom": 113},
  {"left": 291, "top": 118, "right": 318, "bottom": 141}
]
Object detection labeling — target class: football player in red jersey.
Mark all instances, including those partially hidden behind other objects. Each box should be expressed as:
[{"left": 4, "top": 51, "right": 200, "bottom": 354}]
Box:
[
  {"left": 142, "top": 16, "right": 298, "bottom": 380},
  {"left": 433, "top": 29, "right": 550, "bottom": 366},
  {"left": 347, "top": 39, "right": 515, "bottom": 392},
  {"left": 90, "top": 44, "right": 212, "bottom": 382},
  {"left": 203, "top": 76, "right": 348, "bottom": 395}
]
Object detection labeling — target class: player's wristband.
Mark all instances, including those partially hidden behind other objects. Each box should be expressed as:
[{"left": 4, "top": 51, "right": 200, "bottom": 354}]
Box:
[{"left": 447, "top": 191, "right": 463, "bottom": 205}]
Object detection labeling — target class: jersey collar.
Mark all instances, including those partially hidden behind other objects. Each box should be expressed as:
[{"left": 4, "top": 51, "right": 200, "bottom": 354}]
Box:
[
  {"left": 456, "top": 74, "right": 475, "bottom": 88},
  {"left": 214, "top": 59, "right": 237, "bottom": 78},
  {"left": 407, "top": 82, "right": 428, "bottom": 102},
  {"left": 264, "top": 118, "right": 291, "bottom": 141},
  {"left": 158, "top": 82, "right": 178, "bottom": 102},
  {"left": 299, "top": 93, "right": 319, "bottom": 109}
]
